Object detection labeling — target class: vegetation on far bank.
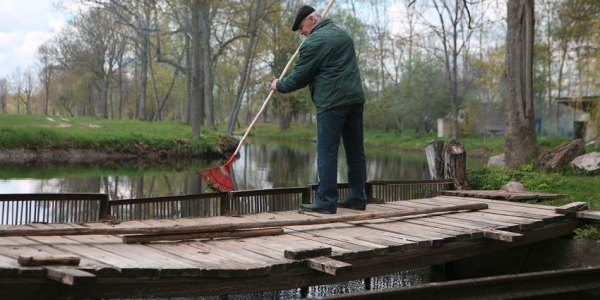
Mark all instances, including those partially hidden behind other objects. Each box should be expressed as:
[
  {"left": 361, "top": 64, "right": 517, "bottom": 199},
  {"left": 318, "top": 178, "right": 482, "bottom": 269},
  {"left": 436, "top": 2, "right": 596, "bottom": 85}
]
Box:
[
  {"left": 0, "top": 115, "right": 235, "bottom": 157},
  {"left": 468, "top": 165, "right": 600, "bottom": 210},
  {"left": 249, "top": 123, "right": 591, "bottom": 155}
]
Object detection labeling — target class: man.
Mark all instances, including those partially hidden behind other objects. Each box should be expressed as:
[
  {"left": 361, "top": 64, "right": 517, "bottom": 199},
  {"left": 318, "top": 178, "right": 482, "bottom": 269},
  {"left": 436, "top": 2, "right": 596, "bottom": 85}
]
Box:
[{"left": 270, "top": 5, "right": 367, "bottom": 214}]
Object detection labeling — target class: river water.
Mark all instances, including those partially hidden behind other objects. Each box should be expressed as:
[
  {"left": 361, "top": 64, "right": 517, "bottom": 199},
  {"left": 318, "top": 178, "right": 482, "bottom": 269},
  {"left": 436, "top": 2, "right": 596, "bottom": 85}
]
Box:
[{"left": 0, "top": 138, "right": 438, "bottom": 197}]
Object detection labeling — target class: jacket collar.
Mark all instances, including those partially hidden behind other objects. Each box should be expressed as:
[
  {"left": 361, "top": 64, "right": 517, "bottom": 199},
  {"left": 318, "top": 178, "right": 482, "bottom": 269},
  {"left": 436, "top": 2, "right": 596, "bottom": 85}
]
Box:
[{"left": 310, "top": 18, "right": 332, "bottom": 35}]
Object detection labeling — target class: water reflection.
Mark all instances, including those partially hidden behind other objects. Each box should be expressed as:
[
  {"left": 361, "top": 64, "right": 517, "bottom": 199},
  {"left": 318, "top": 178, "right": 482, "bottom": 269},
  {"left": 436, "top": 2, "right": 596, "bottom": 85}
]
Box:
[{"left": 0, "top": 139, "right": 433, "bottom": 198}]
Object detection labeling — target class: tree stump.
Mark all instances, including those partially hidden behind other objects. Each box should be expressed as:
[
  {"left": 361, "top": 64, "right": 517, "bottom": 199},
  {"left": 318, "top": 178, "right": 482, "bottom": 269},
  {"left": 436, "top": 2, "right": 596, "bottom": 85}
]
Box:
[
  {"left": 425, "top": 141, "right": 446, "bottom": 180},
  {"left": 425, "top": 140, "right": 467, "bottom": 189}
]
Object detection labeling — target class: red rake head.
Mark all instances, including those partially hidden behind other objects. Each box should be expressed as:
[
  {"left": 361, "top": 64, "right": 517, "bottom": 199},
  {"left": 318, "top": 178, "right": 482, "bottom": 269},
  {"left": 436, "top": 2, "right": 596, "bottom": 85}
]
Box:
[{"left": 198, "top": 163, "right": 234, "bottom": 192}]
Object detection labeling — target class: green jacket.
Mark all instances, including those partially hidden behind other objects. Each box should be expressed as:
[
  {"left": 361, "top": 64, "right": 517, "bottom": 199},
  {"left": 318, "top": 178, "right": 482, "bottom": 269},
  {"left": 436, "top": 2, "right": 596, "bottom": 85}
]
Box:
[{"left": 276, "top": 19, "right": 365, "bottom": 113}]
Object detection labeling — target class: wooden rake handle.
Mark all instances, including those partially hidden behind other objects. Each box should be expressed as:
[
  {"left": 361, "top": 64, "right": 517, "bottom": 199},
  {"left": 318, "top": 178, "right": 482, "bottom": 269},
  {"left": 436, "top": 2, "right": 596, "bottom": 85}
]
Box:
[{"left": 228, "top": 0, "right": 337, "bottom": 162}]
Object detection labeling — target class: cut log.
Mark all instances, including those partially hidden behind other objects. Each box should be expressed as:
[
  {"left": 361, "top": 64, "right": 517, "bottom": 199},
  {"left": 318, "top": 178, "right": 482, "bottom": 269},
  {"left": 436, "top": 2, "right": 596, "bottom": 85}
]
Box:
[
  {"left": 576, "top": 210, "right": 600, "bottom": 221},
  {"left": 122, "top": 227, "right": 284, "bottom": 244},
  {"left": 45, "top": 266, "right": 96, "bottom": 286},
  {"left": 284, "top": 247, "right": 332, "bottom": 260},
  {"left": 425, "top": 141, "right": 446, "bottom": 180},
  {"left": 482, "top": 229, "right": 524, "bottom": 242},
  {"left": 18, "top": 254, "right": 80, "bottom": 267},
  {"left": 555, "top": 202, "right": 588, "bottom": 214},
  {"left": 305, "top": 256, "right": 351, "bottom": 275},
  {"left": 443, "top": 139, "right": 467, "bottom": 189},
  {"left": 0, "top": 203, "right": 488, "bottom": 237},
  {"left": 537, "top": 139, "right": 585, "bottom": 171}
]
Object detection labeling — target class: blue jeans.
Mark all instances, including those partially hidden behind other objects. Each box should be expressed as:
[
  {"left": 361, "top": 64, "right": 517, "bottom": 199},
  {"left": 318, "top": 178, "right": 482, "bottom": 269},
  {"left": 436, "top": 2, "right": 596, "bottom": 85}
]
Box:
[{"left": 315, "top": 103, "right": 366, "bottom": 210}]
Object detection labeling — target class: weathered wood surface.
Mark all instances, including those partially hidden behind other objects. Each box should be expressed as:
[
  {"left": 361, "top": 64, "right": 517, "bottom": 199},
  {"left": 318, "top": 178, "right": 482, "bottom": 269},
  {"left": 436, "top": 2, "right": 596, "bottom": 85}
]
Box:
[
  {"left": 0, "top": 196, "right": 584, "bottom": 299},
  {"left": 0, "top": 203, "right": 487, "bottom": 237},
  {"left": 441, "top": 190, "right": 563, "bottom": 201}
]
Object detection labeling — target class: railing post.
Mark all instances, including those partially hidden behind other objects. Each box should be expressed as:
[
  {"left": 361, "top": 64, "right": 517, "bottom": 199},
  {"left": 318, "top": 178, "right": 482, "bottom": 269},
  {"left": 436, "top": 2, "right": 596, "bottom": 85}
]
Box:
[
  {"left": 220, "top": 192, "right": 231, "bottom": 216},
  {"left": 98, "top": 194, "right": 110, "bottom": 220},
  {"left": 366, "top": 181, "right": 373, "bottom": 203},
  {"left": 302, "top": 186, "right": 311, "bottom": 204}
]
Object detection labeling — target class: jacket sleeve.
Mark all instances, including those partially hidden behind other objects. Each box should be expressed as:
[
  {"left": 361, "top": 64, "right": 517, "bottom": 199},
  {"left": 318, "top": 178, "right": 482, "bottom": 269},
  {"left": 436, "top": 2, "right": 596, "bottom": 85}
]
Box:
[{"left": 276, "top": 41, "right": 322, "bottom": 93}]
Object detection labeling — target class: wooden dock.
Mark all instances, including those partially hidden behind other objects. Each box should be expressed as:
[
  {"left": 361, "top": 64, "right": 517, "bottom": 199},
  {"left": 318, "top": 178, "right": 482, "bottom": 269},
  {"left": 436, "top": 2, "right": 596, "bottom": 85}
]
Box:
[{"left": 0, "top": 195, "right": 585, "bottom": 299}]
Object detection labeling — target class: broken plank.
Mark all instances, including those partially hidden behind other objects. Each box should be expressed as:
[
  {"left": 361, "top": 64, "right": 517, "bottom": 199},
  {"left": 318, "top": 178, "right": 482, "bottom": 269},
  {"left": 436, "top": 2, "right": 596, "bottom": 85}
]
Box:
[
  {"left": 305, "top": 256, "right": 352, "bottom": 275},
  {"left": 482, "top": 229, "right": 524, "bottom": 242},
  {"left": 284, "top": 247, "right": 332, "bottom": 260},
  {"left": 45, "top": 266, "right": 96, "bottom": 285},
  {"left": 18, "top": 254, "right": 80, "bottom": 267},
  {"left": 555, "top": 202, "right": 588, "bottom": 214},
  {"left": 576, "top": 210, "right": 600, "bottom": 221}
]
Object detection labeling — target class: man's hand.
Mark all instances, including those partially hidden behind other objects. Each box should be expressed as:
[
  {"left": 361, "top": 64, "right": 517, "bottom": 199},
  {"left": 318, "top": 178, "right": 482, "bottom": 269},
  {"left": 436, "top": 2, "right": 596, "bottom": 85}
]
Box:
[{"left": 270, "top": 78, "right": 279, "bottom": 91}]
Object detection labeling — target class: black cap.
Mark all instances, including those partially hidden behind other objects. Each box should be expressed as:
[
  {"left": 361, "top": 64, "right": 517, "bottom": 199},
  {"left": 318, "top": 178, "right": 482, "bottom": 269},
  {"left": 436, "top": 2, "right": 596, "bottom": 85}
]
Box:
[{"left": 292, "top": 5, "right": 315, "bottom": 31}]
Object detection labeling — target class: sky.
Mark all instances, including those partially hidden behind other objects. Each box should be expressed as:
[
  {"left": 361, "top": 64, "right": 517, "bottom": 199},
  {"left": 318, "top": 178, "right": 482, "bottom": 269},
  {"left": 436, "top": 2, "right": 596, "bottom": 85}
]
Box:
[{"left": 0, "top": 0, "right": 74, "bottom": 78}]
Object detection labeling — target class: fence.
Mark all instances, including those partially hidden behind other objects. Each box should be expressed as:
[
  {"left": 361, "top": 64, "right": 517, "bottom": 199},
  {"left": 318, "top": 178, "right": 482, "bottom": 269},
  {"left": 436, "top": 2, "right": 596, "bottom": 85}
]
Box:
[{"left": 0, "top": 180, "right": 454, "bottom": 225}]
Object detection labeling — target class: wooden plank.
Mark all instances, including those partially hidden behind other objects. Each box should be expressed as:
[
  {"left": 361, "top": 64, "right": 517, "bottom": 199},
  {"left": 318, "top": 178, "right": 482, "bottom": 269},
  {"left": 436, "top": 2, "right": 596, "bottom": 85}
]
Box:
[
  {"left": 482, "top": 229, "right": 524, "bottom": 242},
  {"left": 441, "top": 190, "right": 563, "bottom": 201},
  {"left": 406, "top": 198, "right": 545, "bottom": 230},
  {"left": 425, "top": 197, "right": 549, "bottom": 227},
  {"left": 284, "top": 247, "right": 332, "bottom": 260},
  {"left": 555, "top": 202, "right": 588, "bottom": 214},
  {"left": 122, "top": 227, "right": 284, "bottom": 244},
  {"left": 436, "top": 195, "right": 558, "bottom": 212},
  {"left": 576, "top": 210, "right": 600, "bottom": 221},
  {"left": 18, "top": 254, "right": 80, "bottom": 266},
  {"left": 0, "top": 236, "right": 116, "bottom": 277},
  {"left": 305, "top": 256, "right": 352, "bottom": 275},
  {"left": 25, "top": 235, "right": 140, "bottom": 277},
  {"left": 45, "top": 266, "right": 96, "bottom": 286},
  {"left": 430, "top": 196, "right": 562, "bottom": 218},
  {"left": 0, "top": 203, "right": 488, "bottom": 237}
]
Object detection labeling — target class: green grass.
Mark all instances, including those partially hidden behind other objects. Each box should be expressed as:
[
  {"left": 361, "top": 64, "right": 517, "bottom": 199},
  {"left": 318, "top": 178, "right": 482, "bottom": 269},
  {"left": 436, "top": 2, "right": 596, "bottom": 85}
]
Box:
[
  {"left": 0, "top": 115, "right": 233, "bottom": 155},
  {"left": 468, "top": 166, "right": 600, "bottom": 209}
]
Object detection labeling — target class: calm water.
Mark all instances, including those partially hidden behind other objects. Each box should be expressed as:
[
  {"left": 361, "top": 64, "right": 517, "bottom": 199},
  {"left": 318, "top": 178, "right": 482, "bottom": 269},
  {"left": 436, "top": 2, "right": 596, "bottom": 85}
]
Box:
[{"left": 0, "top": 138, "right": 435, "bottom": 197}]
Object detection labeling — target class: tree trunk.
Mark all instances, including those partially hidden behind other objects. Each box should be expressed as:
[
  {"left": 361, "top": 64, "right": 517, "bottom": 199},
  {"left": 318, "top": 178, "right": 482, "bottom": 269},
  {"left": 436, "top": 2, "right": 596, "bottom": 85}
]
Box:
[
  {"left": 191, "top": 0, "right": 204, "bottom": 139},
  {"left": 200, "top": 0, "right": 215, "bottom": 130},
  {"left": 137, "top": 33, "right": 149, "bottom": 120},
  {"left": 504, "top": 0, "right": 538, "bottom": 168}
]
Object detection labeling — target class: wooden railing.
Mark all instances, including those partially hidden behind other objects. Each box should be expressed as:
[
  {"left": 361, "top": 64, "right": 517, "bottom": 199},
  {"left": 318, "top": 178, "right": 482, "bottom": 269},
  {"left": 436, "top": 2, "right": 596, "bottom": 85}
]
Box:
[
  {"left": 0, "top": 193, "right": 108, "bottom": 225},
  {"left": 0, "top": 180, "right": 454, "bottom": 224}
]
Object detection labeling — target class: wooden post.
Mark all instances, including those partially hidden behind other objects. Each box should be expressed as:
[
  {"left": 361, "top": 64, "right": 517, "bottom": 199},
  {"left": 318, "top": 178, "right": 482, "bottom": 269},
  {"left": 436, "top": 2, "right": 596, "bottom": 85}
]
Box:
[
  {"left": 425, "top": 141, "right": 446, "bottom": 180},
  {"left": 443, "top": 139, "right": 467, "bottom": 189},
  {"left": 98, "top": 194, "right": 110, "bottom": 220},
  {"left": 219, "top": 192, "right": 230, "bottom": 216}
]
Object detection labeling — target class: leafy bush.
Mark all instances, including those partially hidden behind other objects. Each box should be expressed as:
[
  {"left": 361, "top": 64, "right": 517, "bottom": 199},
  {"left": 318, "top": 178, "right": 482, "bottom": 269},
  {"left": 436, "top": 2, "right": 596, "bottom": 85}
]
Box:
[{"left": 574, "top": 225, "right": 600, "bottom": 240}]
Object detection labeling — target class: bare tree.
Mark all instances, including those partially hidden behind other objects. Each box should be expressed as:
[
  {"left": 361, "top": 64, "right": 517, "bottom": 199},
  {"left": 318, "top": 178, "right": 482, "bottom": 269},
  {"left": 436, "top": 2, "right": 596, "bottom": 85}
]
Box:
[
  {"left": 10, "top": 69, "right": 23, "bottom": 114},
  {"left": 429, "top": 0, "right": 480, "bottom": 139},
  {"left": 504, "top": 0, "right": 538, "bottom": 168},
  {"left": 38, "top": 44, "right": 54, "bottom": 115},
  {"left": 22, "top": 68, "right": 36, "bottom": 115},
  {"left": 0, "top": 78, "right": 7, "bottom": 114},
  {"left": 226, "top": 0, "right": 267, "bottom": 134},
  {"left": 91, "top": 0, "right": 158, "bottom": 120}
]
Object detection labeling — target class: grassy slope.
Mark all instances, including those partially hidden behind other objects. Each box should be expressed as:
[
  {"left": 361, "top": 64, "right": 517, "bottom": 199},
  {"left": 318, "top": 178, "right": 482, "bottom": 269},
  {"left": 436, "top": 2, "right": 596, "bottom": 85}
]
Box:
[{"left": 0, "top": 115, "right": 231, "bottom": 154}]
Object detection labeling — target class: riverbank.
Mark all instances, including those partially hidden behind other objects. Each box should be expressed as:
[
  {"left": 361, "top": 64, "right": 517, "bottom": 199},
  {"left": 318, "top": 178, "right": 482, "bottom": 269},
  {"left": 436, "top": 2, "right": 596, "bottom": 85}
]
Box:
[
  {"left": 0, "top": 115, "right": 236, "bottom": 163},
  {"left": 249, "top": 123, "right": 581, "bottom": 157},
  {"left": 251, "top": 123, "right": 599, "bottom": 209}
]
